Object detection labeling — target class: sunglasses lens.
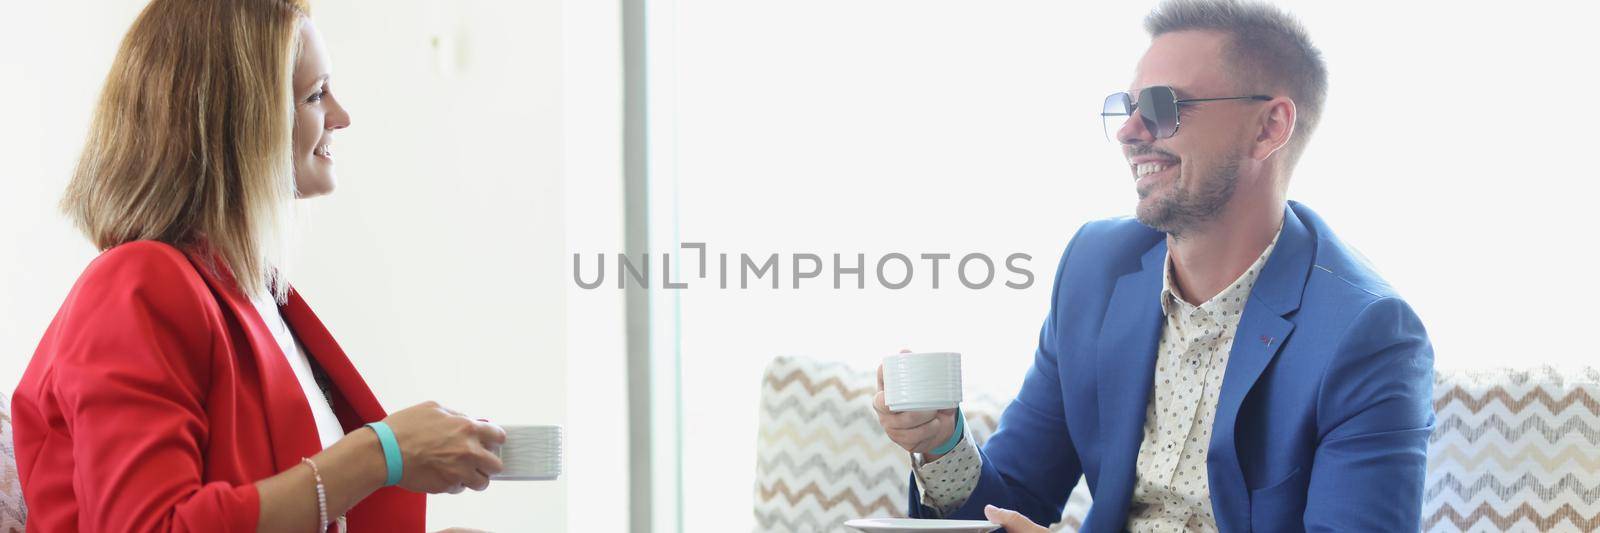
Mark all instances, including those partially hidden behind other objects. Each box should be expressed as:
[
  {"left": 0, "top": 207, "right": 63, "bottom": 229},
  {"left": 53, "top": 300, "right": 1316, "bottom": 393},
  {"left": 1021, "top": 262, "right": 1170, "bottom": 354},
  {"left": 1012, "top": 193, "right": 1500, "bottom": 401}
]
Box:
[
  {"left": 1101, "top": 92, "right": 1133, "bottom": 142},
  {"left": 1138, "top": 86, "right": 1179, "bottom": 139}
]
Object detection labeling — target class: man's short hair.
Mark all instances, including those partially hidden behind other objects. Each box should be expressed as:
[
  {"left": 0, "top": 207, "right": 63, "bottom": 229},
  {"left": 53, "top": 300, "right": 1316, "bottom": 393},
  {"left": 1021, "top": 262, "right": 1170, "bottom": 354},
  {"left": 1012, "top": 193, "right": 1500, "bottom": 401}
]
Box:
[{"left": 1145, "top": 0, "right": 1328, "bottom": 166}]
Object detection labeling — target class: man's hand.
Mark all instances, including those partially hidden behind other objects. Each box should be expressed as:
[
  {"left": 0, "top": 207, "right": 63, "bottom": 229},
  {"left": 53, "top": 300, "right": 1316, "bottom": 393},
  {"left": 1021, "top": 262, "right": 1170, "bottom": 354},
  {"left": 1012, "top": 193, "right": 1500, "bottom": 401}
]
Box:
[
  {"left": 983, "top": 505, "right": 1048, "bottom": 532},
  {"left": 872, "top": 349, "right": 959, "bottom": 460}
]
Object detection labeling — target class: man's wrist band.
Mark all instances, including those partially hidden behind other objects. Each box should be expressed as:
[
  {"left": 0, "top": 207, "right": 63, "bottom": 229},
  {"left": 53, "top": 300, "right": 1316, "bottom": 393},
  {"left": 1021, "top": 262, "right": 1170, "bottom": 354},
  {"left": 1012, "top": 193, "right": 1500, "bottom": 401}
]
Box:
[
  {"left": 930, "top": 408, "right": 965, "bottom": 456},
  {"left": 365, "top": 422, "right": 403, "bottom": 487}
]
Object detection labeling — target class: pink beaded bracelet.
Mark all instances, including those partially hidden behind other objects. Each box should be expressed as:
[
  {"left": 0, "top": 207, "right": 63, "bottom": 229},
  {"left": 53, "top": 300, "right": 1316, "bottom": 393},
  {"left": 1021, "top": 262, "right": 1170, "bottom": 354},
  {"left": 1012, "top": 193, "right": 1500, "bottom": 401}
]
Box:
[{"left": 301, "top": 457, "right": 348, "bottom": 532}]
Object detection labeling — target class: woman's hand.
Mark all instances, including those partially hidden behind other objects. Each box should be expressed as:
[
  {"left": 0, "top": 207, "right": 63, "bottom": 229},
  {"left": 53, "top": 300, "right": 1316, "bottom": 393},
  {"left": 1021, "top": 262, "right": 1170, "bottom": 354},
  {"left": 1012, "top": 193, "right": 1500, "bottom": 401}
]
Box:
[
  {"left": 255, "top": 402, "right": 505, "bottom": 531},
  {"left": 381, "top": 401, "right": 507, "bottom": 494},
  {"left": 984, "top": 505, "right": 1049, "bottom": 532}
]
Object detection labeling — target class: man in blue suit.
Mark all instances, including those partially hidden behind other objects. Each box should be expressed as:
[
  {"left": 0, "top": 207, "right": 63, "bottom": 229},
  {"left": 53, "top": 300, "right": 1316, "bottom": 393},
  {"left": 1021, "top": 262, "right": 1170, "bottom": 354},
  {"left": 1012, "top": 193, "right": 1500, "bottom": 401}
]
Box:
[{"left": 872, "top": 1, "right": 1434, "bottom": 531}]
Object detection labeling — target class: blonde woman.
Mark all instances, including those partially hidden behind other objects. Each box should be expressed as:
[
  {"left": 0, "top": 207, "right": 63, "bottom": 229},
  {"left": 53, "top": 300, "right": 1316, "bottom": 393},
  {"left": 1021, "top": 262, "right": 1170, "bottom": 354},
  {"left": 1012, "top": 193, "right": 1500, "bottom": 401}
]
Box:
[{"left": 11, "top": 1, "right": 503, "bottom": 531}]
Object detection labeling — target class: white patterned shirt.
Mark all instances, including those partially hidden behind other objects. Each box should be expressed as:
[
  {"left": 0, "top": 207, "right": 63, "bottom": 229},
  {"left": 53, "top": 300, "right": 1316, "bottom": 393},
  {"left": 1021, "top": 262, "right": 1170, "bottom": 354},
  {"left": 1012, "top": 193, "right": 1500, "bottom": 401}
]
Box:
[
  {"left": 911, "top": 419, "right": 980, "bottom": 516},
  {"left": 912, "top": 234, "right": 1278, "bottom": 528},
  {"left": 1129, "top": 234, "right": 1277, "bottom": 532}
]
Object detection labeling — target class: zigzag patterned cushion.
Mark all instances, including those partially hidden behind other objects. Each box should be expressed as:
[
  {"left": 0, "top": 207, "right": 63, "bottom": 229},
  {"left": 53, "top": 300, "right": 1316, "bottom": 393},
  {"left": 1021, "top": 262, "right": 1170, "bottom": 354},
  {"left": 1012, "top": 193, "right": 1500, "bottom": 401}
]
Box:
[
  {"left": 1425, "top": 367, "right": 1599, "bottom": 532},
  {"left": 2, "top": 395, "right": 26, "bottom": 532},
  {"left": 755, "top": 356, "right": 1600, "bottom": 532},
  {"left": 754, "top": 355, "right": 1091, "bottom": 532}
]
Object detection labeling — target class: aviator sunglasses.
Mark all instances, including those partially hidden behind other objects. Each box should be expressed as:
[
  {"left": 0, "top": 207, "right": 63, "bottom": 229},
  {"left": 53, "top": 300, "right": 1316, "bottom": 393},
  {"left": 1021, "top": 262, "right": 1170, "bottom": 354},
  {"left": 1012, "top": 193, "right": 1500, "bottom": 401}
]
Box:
[{"left": 1102, "top": 85, "right": 1270, "bottom": 141}]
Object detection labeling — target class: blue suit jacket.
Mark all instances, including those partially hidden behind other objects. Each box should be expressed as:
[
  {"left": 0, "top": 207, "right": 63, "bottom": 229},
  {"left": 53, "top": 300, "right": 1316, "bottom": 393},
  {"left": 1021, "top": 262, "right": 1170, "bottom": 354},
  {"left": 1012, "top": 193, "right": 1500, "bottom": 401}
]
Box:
[{"left": 909, "top": 202, "right": 1435, "bottom": 532}]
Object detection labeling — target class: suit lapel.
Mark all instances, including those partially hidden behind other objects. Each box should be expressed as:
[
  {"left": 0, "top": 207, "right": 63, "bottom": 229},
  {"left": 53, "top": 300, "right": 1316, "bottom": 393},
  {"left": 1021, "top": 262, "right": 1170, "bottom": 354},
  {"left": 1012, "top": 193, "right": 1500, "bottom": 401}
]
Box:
[
  {"left": 1206, "top": 205, "right": 1314, "bottom": 533},
  {"left": 279, "top": 289, "right": 391, "bottom": 428},
  {"left": 1089, "top": 240, "right": 1167, "bottom": 530},
  {"left": 187, "top": 256, "right": 322, "bottom": 474},
  {"left": 279, "top": 293, "right": 426, "bottom": 527},
  {"left": 187, "top": 258, "right": 424, "bottom": 527}
]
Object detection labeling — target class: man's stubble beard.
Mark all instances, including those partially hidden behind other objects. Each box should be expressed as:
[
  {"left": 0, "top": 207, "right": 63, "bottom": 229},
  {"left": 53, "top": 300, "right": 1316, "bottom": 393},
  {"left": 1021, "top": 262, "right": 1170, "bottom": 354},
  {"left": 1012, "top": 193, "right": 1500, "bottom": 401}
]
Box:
[{"left": 1135, "top": 155, "right": 1241, "bottom": 239}]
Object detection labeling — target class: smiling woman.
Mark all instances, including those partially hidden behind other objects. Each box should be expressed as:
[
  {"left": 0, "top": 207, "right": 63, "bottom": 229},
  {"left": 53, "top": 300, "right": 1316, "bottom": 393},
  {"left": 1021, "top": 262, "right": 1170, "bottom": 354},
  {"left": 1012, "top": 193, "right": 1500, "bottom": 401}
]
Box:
[
  {"left": 11, "top": 0, "right": 508, "bottom": 531},
  {"left": 290, "top": 19, "right": 352, "bottom": 199}
]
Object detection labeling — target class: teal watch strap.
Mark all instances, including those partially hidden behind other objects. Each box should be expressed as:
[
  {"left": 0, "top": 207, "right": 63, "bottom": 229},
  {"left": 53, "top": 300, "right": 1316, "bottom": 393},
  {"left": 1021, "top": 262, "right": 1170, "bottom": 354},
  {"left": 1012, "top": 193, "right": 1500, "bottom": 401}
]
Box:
[
  {"left": 365, "top": 421, "right": 403, "bottom": 486},
  {"left": 930, "top": 408, "right": 965, "bottom": 456}
]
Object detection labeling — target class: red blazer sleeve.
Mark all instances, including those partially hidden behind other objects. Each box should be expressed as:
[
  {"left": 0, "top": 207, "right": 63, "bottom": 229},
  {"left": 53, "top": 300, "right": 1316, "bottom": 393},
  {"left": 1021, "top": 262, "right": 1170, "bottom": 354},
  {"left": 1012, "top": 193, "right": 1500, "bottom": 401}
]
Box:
[{"left": 39, "top": 243, "right": 260, "bottom": 532}]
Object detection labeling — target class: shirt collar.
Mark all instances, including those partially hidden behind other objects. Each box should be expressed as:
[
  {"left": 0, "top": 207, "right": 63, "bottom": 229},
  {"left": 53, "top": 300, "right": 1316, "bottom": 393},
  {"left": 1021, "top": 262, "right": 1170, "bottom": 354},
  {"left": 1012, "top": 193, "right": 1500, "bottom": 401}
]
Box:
[{"left": 1161, "top": 228, "right": 1282, "bottom": 319}]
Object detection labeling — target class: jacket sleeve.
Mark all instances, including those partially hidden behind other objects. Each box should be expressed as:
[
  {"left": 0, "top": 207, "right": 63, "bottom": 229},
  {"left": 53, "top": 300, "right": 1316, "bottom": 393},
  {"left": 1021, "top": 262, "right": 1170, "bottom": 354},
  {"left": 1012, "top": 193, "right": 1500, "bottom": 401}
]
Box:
[
  {"left": 48, "top": 245, "right": 261, "bottom": 532},
  {"left": 1303, "top": 297, "right": 1435, "bottom": 532},
  {"left": 908, "top": 227, "right": 1087, "bottom": 526}
]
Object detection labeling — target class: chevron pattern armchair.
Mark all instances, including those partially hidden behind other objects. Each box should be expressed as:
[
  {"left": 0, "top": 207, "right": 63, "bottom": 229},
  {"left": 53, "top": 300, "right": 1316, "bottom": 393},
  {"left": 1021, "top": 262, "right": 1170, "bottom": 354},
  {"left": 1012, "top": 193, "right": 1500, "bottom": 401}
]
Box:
[
  {"left": 753, "top": 356, "right": 1091, "bottom": 532},
  {"left": 752, "top": 356, "right": 1599, "bottom": 532},
  {"left": 1, "top": 395, "right": 26, "bottom": 532},
  {"left": 1425, "top": 367, "right": 1599, "bottom": 531}
]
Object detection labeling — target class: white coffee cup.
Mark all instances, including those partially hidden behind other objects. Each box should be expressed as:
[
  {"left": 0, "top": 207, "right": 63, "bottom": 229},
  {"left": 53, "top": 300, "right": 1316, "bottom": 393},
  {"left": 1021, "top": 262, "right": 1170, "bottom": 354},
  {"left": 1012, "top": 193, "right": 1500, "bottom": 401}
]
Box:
[
  {"left": 490, "top": 424, "right": 563, "bottom": 481},
  {"left": 881, "top": 352, "right": 962, "bottom": 412}
]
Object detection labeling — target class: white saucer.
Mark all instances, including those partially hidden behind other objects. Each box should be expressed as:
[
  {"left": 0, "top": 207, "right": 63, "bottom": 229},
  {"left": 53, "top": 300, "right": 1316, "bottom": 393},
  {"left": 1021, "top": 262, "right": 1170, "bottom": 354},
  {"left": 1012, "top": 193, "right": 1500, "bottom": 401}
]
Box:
[{"left": 843, "top": 518, "right": 1001, "bottom": 532}]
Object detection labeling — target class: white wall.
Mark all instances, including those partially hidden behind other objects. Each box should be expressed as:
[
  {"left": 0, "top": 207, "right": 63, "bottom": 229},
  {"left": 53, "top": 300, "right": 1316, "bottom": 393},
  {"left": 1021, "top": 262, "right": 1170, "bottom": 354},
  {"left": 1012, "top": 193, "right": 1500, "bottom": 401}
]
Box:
[
  {"left": 1, "top": 1, "right": 590, "bottom": 530},
  {"left": 0, "top": 1, "right": 141, "bottom": 396}
]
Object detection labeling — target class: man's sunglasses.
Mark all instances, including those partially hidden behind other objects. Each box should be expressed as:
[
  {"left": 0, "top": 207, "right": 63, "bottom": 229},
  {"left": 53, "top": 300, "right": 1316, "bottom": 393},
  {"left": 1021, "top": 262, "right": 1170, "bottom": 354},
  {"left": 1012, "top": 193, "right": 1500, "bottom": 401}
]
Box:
[{"left": 1101, "top": 86, "right": 1271, "bottom": 141}]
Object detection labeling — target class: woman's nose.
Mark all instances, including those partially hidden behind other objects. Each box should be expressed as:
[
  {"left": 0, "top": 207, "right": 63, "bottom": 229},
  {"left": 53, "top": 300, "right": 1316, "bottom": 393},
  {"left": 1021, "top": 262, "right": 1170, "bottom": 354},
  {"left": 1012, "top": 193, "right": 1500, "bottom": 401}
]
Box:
[{"left": 326, "top": 94, "right": 352, "bottom": 130}]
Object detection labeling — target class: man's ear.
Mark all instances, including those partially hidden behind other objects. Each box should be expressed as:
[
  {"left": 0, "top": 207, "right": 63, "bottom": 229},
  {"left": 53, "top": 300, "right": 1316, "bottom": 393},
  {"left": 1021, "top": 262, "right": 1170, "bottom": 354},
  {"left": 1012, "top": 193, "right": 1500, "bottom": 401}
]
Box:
[{"left": 1251, "top": 97, "right": 1296, "bottom": 161}]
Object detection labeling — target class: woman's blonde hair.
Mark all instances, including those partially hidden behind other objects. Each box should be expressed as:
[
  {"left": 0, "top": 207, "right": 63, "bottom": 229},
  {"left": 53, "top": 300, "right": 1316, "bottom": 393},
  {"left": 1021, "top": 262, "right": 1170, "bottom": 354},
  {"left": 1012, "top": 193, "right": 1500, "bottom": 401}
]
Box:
[{"left": 62, "top": 0, "right": 312, "bottom": 301}]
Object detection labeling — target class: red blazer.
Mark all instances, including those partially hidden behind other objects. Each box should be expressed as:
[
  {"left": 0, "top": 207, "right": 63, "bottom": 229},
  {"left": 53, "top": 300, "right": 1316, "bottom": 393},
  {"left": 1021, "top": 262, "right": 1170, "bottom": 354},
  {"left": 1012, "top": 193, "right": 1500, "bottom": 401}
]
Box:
[{"left": 11, "top": 241, "right": 425, "bottom": 532}]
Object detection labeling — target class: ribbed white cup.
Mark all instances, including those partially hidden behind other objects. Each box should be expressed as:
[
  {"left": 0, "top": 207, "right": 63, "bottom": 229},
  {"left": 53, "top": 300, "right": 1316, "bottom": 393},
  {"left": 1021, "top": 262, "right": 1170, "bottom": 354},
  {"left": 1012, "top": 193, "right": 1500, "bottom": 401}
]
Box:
[
  {"left": 491, "top": 425, "right": 563, "bottom": 481},
  {"left": 882, "top": 352, "right": 962, "bottom": 412}
]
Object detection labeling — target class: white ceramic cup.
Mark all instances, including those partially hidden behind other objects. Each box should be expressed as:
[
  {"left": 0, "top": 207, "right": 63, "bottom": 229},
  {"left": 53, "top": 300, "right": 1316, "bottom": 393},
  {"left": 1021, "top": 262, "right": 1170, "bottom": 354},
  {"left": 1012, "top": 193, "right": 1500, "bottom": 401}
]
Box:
[
  {"left": 881, "top": 352, "right": 963, "bottom": 412},
  {"left": 490, "top": 424, "right": 563, "bottom": 481}
]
